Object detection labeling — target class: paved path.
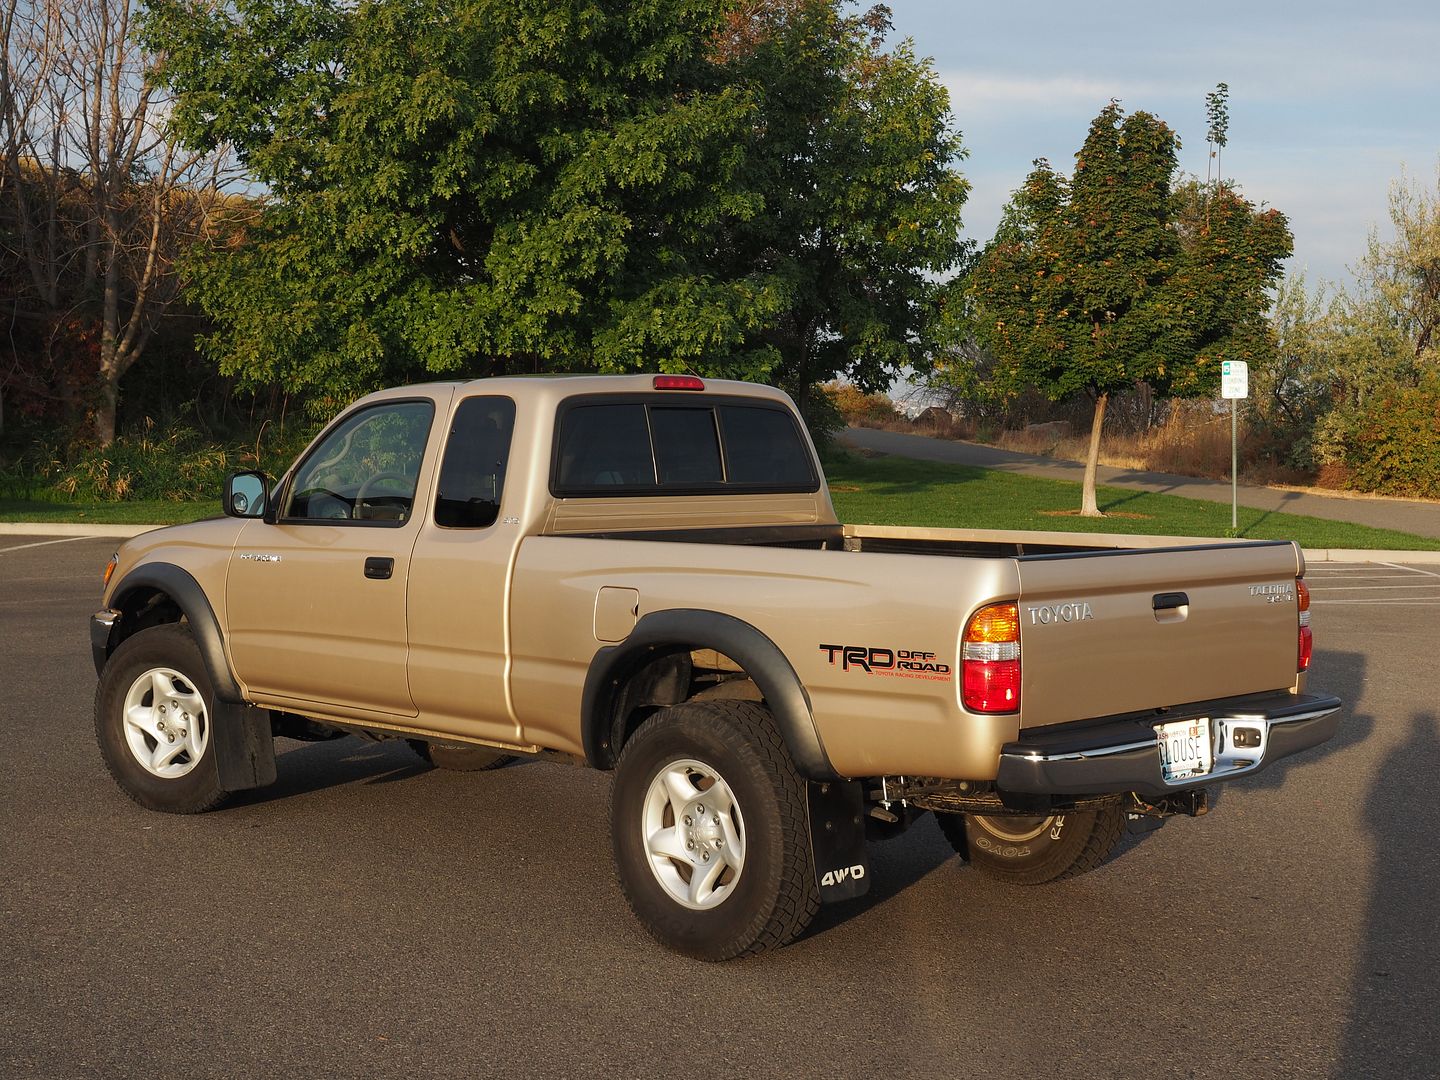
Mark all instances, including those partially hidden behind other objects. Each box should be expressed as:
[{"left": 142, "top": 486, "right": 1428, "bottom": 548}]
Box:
[{"left": 843, "top": 427, "right": 1440, "bottom": 540}]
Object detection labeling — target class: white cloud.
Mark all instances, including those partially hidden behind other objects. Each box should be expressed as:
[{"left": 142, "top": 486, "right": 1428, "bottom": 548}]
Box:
[{"left": 940, "top": 72, "right": 1157, "bottom": 110}]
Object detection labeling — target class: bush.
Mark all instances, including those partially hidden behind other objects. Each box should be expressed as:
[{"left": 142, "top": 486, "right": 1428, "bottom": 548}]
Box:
[
  {"left": 16, "top": 418, "right": 317, "bottom": 502},
  {"left": 798, "top": 383, "right": 847, "bottom": 448},
  {"left": 1312, "top": 374, "right": 1440, "bottom": 498},
  {"left": 822, "top": 382, "right": 902, "bottom": 427}
]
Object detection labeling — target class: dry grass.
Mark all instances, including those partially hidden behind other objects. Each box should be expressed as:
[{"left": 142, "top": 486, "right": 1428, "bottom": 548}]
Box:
[{"left": 993, "top": 405, "right": 1312, "bottom": 486}]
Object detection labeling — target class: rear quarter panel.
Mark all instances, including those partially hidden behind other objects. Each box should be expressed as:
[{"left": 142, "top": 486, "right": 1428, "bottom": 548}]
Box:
[{"left": 508, "top": 537, "right": 1023, "bottom": 778}]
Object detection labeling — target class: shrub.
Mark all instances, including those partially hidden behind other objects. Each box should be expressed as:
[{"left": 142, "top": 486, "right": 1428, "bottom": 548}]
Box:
[
  {"left": 1313, "top": 374, "right": 1440, "bottom": 498},
  {"left": 23, "top": 418, "right": 318, "bottom": 502},
  {"left": 822, "top": 382, "right": 902, "bottom": 427},
  {"left": 799, "top": 383, "right": 847, "bottom": 447}
]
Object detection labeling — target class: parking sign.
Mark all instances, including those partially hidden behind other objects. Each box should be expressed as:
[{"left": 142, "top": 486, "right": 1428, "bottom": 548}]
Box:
[{"left": 1221, "top": 360, "right": 1249, "bottom": 399}]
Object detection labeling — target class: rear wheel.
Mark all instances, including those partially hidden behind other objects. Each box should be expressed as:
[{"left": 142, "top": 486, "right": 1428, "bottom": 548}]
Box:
[
  {"left": 94, "top": 624, "right": 229, "bottom": 814},
  {"left": 937, "top": 806, "right": 1123, "bottom": 885},
  {"left": 406, "top": 740, "right": 514, "bottom": 772},
  {"left": 610, "top": 700, "right": 819, "bottom": 960}
]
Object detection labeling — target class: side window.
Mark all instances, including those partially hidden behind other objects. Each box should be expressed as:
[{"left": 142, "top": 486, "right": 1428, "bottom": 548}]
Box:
[
  {"left": 435, "top": 396, "right": 516, "bottom": 529},
  {"left": 555, "top": 403, "right": 655, "bottom": 490},
  {"left": 284, "top": 400, "right": 434, "bottom": 524}
]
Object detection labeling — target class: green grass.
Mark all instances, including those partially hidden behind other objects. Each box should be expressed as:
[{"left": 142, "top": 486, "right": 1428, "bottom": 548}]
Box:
[
  {"left": 825, "top": 452, "right": 1440, "bottom": 551},
  {"left": 3, "top": 454, "right": 1436, "bottom": 551},
  {"left": 0, "top": 497, "right": 219, "bottom": 525}
]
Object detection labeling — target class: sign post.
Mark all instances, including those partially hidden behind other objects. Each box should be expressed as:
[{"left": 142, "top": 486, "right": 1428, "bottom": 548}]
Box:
[{"left": 1220, "top": 360, "right": 1249, "bottom": 530}]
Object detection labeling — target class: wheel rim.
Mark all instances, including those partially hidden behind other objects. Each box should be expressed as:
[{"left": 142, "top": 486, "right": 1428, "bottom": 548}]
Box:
[
  {"left": 971, "top": 815, "right": 1057, "bottom": 843},
  {"left": 121, "top": 666, "right": 209, "bottom": 779},
  {"left": 641, "top": 757, "right": 746, "bottom": 911}
]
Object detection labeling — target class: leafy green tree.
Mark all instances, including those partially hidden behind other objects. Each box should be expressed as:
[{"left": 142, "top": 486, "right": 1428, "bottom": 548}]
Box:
[
  {"left": 142, "top": 0, "right": 968, "bottom": 415},
  {"left": 1246, "top": 274, "right": 1334, "bottom": 469},
  {"left": 967, "top": 101, "right": 1290, "bottom": 515},
  {"left": 1309, "top": 163, "right": 1440, "bottom": 494},
  {"left": 1204, "top": 81, "right": 1229, "bottom": 218},
  {"left": 713, "top": 1, "right": 968, "bottom": 412}
]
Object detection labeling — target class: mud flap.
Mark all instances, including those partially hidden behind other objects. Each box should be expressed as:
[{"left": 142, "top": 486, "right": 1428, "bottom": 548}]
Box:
[
  {"left": 807, "top": 780, "right": 870, "bottom": 903},
  {"left": 212, "top": 701, "right": 277, "bottom": 791}
]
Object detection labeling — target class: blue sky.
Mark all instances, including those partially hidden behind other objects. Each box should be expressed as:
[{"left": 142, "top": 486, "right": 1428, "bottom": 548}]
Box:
[{"left": 885, "top": 0, "right": 1440, "bottom": 289}]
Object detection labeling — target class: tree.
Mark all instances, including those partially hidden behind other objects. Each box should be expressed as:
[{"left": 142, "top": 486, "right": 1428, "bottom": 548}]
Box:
[
  {"left": 142, "top": 0, "right": 968, "bottom": 414},
  {"left": 1309, "top": 162, "right": 1440, "bottom": 494},
  {"left": 0, "top": 0, "right": 232, "bottom": 445},
  {"left": 1246, "top": 274, "right": 1333, "bottom": 469},
  {"left": 967, "top": 101, "right": 1291, "bottom": 515},
  {"left": 1204, "top": 81, "right": 1229, "bottom": 225},
  {"left": 711, "top": 1, "right": 968, "bottom": 413}
]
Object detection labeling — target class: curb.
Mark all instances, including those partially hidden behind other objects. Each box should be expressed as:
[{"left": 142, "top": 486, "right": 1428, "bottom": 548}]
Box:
[
  {"left": 1300, "top": 548, "right": 1440, "bottom": 565},
  {"left": 2, "top": 522, "right": 1439, "bottom": 564},
  {"left": 0, "top": 522, "right": 163, "bottom": 538}
]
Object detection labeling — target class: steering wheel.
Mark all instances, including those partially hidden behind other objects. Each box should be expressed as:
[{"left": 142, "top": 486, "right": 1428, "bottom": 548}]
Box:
[
  {"left": 354, "top": 472, "right": 411, "bottom": 519},
  {"left": 292, "top": 486, "right": 352, "bottom": 519}
]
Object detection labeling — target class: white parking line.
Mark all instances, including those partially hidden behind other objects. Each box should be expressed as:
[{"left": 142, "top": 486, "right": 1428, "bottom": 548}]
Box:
[
  {"left": 1379, "top": 561, "right": 1440, "bottom": 578},
  {"left": 1307, "top": 572, "right": 1431, "bottom": 578},
  {"left": 1313, "top": 598, "right": 1440, "bottom": 605},
  {"left": 1307, "top": 562, "right": 1440, "bottom": 606},
  {"left": 0, "top": 536, "right": 95, "bottom": 555},
  {"left": 1309, "top": 584, "right": 1440, "bottom": 591}
]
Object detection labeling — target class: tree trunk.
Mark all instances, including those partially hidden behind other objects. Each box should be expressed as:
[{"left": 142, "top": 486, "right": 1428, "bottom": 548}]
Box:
[
  {"left": 93, "top": 378, "right": 119, "bottom": 448},
  {"left": 1080, "top": 391, "right": 1108, "bottom": 517}
]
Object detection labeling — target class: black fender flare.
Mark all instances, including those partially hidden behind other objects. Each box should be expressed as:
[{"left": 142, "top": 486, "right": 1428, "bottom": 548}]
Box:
[
  {"left": 581, "top": 609, "right": 838, "bottom": 781},
  {"left": 102, "top": 562, "right": 274, "bottom": 792},
  {"left": 105, "top": 562, "right": 243, "bottom": 702}
]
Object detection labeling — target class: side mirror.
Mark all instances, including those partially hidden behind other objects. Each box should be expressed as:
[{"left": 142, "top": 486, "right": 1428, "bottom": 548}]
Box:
[{"left": 224, "top": 470, "right": 271, "bottom": 519}]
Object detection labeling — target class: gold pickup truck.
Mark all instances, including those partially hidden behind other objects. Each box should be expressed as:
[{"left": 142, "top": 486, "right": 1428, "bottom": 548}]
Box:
[{"left": 90, "top": 374, "right": 1340, "bottom": 959}]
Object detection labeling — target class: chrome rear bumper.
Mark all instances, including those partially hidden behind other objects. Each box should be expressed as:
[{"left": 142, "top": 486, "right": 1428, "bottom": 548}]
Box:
[{"left": 996, "top": 692, "right": 1343, "bottom": 799}]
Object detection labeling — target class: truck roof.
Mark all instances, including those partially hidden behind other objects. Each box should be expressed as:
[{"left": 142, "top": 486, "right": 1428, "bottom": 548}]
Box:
[{"left": 359, "top": 374, "right": 797, "bottom": 410}]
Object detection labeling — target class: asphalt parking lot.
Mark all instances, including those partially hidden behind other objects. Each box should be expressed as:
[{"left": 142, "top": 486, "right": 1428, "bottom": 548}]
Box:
[
  {"left": 1307, "top": 561, "right": 1440, "bottom": 606},
  {"left": 3, "top": 536, "right": 1437, "bottom": 1079}
]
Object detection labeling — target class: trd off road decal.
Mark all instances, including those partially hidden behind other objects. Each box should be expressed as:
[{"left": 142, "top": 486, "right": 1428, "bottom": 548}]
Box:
[{"left": 818, "top": 644, "right": 953, "bottom": 681}]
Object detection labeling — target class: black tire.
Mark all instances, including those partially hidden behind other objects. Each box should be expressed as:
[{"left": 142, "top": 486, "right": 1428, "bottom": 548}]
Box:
[
  {"left": 610, "top": 700, "right": 820, "bottom": 961},
  {"left": 94, "top": 623, "right": 229, "bottom": 815},
  {"left": 936, "top": 806, "right": 1124, "bottom": 886},
  {"left": 406, "top": 739, "right": 514, "bottom": 772}
]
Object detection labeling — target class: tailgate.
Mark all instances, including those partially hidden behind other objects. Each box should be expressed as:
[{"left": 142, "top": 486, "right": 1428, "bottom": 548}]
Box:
[{"left": 1015, "top": 541, "right": 1303, "bottom": 728}]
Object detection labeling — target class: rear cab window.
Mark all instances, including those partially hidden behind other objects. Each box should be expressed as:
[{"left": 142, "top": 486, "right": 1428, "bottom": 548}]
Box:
[
  {"left": 434, "top": 396, "right": 516, "bottom": 528},
  {"left": 551, "top": 395, "right": 818, "bottom": 497}
]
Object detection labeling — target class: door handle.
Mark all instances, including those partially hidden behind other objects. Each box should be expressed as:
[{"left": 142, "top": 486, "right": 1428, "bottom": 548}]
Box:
[
  {"left": 1152, "top": 592, "right": 1188, "bottom": 611},
  {"left": 364, "top": 557, "right": 394, "bottom": 580}
]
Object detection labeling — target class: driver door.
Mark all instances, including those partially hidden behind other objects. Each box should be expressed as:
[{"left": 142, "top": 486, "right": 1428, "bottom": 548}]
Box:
[{"left": 226, "top": 394, "right": 447, "bottom": 717}]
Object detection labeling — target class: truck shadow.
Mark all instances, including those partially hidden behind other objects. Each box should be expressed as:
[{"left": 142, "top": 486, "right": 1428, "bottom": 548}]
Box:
[
  {"left": 227, "top": 737, "right": 433, "bottom": 807},
  {"left": 1334, "top": 711, "right": 1440, "bottom": 1077},
  {"left": 1229, "top": 647, "right": 1370, "bottom": 795}
]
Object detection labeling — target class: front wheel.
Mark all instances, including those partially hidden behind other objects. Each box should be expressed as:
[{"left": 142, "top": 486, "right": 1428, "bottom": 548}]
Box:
[
  {"left": 610, "top": 700, "right": 819, "bottom": 960},
  {"left": 937, "top": 806, "right": 1124, "bottom": 885},
  {"left": 94, "top": 624, "right": 229, "bottom": 814}
]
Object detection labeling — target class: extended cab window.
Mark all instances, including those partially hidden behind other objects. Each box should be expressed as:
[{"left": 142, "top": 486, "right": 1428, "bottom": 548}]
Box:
[
  {"left": 552, "top": 396, "right": 818, "bottom": 496},
  {"left": 435, "top": 396, "right": 516, "bottom": 529},
  {"left": 284, "top": 400, "right": 433, "bottom": 524}
]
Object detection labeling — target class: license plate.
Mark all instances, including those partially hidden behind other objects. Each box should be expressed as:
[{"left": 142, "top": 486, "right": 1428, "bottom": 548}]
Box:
[{"left": 1156, "top": 716, "right": 1212, "bottom": 782}]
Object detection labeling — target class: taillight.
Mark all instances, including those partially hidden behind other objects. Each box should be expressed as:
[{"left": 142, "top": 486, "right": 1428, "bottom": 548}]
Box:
[
  {"left": 963, "top": 601, "right": 1020, "bottom": 713},
  {"left": 1297, "top": 577, "right": 1312, "bottom": 672}
]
